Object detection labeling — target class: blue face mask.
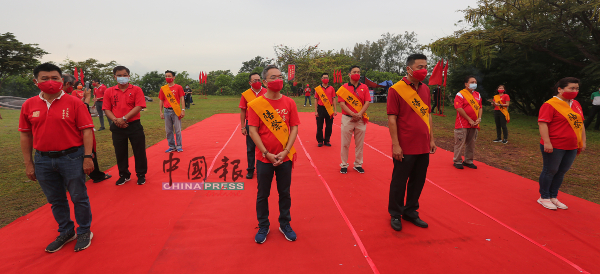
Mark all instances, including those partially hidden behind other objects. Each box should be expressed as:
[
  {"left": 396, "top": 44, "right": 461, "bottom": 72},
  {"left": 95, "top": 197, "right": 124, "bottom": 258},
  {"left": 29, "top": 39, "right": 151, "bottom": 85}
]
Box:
[
  {"left": 117, "top": 77, "right": 130, "bottom": 85},
  {"left": 469, "top": 83, "right": 477, "bottom": 90}
]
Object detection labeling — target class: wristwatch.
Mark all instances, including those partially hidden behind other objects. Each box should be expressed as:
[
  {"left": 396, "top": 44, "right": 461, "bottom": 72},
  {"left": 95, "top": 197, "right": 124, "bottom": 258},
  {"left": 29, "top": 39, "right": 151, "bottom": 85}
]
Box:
[
  {"left": 262, "top": 151, "right": 269, "bottom": 158},
  {"left": 122, "top": 116, "right": 127, "bottom": 122},
  {"left": 83, "top": 154, "right": 93, "bottom": 159}
]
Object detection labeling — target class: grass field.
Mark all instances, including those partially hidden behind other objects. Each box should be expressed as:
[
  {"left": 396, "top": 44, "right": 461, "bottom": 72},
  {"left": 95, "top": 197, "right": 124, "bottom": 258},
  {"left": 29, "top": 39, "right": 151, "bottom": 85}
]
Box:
[{"left": 1, "top": 95, "right": 598, "bottom": 227}]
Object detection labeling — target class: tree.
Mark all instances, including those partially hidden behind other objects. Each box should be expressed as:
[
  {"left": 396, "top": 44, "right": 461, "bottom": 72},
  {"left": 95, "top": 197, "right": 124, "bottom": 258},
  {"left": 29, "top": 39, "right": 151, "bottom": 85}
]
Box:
[
  {"left": 352, "top": 32, "right": 423, "bottom": 74},
  {"left": 0, "top": 32, "right": 47, "bottom": 89},
  {"left": 238, "top": 56, "right": 273, "bottom": 74},
  {"left": 137, "top": 71, "right": 165, "bottom": 96},
  {"left": 60, "top": 58, "right": 118, "bottom": 87},
  {"left": 232, "top": 72, "right": 251, "bottom": 94}
]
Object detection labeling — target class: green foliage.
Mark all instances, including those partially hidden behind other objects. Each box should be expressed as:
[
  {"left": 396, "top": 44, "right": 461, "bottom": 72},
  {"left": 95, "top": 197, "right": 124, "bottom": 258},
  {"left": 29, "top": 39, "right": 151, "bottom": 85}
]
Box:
[
  {"left": 353, "top": 32, "right": 423, "bottom": 74},
  {"left": 238, "top": 56, "right": 273, "bottom": 74},
  {"left": 232, "top": 72, "right": 250, "bottom": 94},
  {"left": 137, "top": 71, "right": 164, "bottom": 96},
  {"left": 59, "top": 58, "right": 118, "bottom": 86},
  {"left": 0, "top": 75, "right": 39, "bottom": 97},
  {"left": 0, "top": 32, "right": 47, "bottom": 89}
]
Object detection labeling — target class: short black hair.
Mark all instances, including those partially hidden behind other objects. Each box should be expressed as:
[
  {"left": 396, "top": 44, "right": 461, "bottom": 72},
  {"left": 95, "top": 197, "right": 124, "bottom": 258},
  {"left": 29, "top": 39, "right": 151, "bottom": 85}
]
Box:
[
  {"left": 165, "top": 70, "right": 176, "bottom": 77},
  {"left": 406, "top": 54, "right": 427, "bottom": 67},
  {"left": 554, "top": 77, "right": 580, "bottom": 95},
  {"left": 249, "top": 72, "right": 260, "bottom": 82},
  {"left": 113, "top": 66, "right": 130, "bottom": 75},
  {"left": 464, "top": 75, "right": 477, "bottom": 84},
  {"left": 74, "top": 81, "right": 83, "bottom": 87},
  {"left": 92, "top": 79, "right": 101, "bottom": 83},
  {"left": 348, "top": 65, "right": 360, "bottom": 73},
  {"left": 33, "top": 63, "right": 62, "bottom": 79},
  {"left": 321, "top": 73, "right": 329, "bottom": 77}
]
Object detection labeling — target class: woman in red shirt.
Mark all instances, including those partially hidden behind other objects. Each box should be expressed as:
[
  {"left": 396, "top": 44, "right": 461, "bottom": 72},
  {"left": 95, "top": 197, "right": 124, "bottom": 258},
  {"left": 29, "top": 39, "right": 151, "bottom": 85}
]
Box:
[
  {"left": 73, "top": 81, "right": 85, "bottom": 101},
  {"left": 537, "top": 77, "right": 587, "bottom": 210},
  {"left": 492, "top": 85, "right": 510, "bottom": 144}
]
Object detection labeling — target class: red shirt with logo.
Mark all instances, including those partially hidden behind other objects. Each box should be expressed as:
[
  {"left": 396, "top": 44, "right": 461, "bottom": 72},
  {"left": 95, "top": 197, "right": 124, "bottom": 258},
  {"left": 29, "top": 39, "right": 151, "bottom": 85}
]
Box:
[
  {"left": 158, "top": 84, "right": 185, "bottom": 109},
  {"left": 314, "top": 85, "right": 336, "bottom": 106},
  {"left": 94, "top": 84, "right": 107, "bottom": 101},
  {"left": 387, "top": 77, "right": 431, "bottom": 155},
  {"left": 494, "top": 94, "right": 510, "bottom": 111},
  {"left": 248, "top": 95, "right": 300, "bottom": 164},
  {"left": 304, "top": 88, "right": 311, "bottom": 97},
  {"left": 454, "top": 91, "right": 482, "bottom": 129},
  {"left": 74, "top": 90, "right": 84, "bottom": 100},
  {"left": 239, "top": 87, "right": 267, "bottom": 120},
  {"left": 19, "top": 91, "right": 94, "bottom": 151},
  {"left": 337, "top": 83, "right": 371, "bottom": 116},
  {"left": 102, "top": 84, "right": 147, "bottom": 122},
  {"left": 538, "top": 98, "right": 584, "bottom": 150}
]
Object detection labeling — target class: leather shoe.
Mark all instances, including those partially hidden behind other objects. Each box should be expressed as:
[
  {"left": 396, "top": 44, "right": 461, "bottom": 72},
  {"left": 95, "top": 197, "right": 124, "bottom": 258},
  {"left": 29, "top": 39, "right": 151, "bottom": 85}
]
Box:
[
  {"left": 246, "top": 172, "right": 253, "bottom": 179},
  {"left": 391, "top": 217, "right": 402, "bottom": 231},
  {"left": 402, "top": 216, "right": 428, "bottom": 228},
  {"left": 318, "top": 143, "right": 323, "bottom": 147},
  {"left": 462, "top": 162, "right": 477, "bottom": 169},
  {"left": 454, "top": 163, "right": 464, "bottom": 169}
]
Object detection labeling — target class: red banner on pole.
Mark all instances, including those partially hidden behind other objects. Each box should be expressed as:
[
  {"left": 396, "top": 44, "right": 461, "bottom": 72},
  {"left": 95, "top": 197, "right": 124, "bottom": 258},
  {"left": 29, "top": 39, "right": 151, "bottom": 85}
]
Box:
[
  {"left": 288, "top": 64, "right": 295, "bottom": 81},
  {"left": 428, "top": 60, "right": 443, "bottom": 86},
  {"left": 74, "top": 67, "right": 79, "bottom": 82}
]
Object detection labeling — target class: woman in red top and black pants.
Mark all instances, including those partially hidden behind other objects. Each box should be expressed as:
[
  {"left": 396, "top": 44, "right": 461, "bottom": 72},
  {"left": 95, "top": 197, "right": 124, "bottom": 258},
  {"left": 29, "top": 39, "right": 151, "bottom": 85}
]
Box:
[{"left": 537, "top": 77, "right": 587, "bottom": 210}]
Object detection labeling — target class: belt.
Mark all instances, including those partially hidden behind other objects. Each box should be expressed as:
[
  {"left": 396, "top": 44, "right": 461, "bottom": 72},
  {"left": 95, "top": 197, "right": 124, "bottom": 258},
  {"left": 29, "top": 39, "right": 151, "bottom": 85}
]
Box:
[
  {"left": 38, "top": 146, "right": 80, "bottom": 158},
  {"left": 344, "top": 114, "right": 353, "bottom": 118},
  {"left": 165, "top": 107, "right": 173, "bottom": 109}
]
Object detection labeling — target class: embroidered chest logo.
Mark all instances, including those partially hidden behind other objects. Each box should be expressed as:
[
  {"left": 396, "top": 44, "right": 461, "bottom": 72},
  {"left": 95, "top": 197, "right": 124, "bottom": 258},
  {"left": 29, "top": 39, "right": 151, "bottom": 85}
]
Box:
[
  {"left": 62, "top": 108, "right": 69, "bottom": 119},
  {"left": 32, "top": 111, "right": 40, "bottom": 118}
]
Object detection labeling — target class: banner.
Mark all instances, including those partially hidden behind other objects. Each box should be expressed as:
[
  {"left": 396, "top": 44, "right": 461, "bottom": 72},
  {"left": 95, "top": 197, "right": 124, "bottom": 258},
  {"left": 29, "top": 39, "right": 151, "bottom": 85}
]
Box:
[
  {"left": 288, "top": 64, "right": 295, "bottom": 81},
  {"left": 74, "top": 67, "right": 79, "bottom": 82},
  {"left": 428, "top": 60, "right": 443, "bottom": 86}
]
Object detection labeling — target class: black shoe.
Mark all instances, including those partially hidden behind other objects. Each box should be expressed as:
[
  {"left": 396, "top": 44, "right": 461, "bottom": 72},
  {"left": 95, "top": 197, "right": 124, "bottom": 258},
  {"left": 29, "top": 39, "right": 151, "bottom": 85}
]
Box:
[
  {"left": 137, "top": 176, "right": 146, "bottom": 185},
  {"left": 45, "top": 230, "right": 76, "bottom": 253},
  {"left": 493, "top": 139, "right": 502, "bottom": 142},
  {"left": 324, "top": 142, "right": 331, "bottom": 147},
  {"left": 454, "top": 163, "right": 464, "bottom": 169},
  {"left": 502, "top": 139, "right": 508, "bottom": 144},
  {"left": 93, "top": 174, "right": 112, "bottom": 183},
  {"left": 74, "top": 232, "right": 93, "bottom": 252},
  {"left": 340, "top": 167, "right": 347, "bottom": 174},
  {"left": 98, "top": 127, "right": 105, "bottom": 131},
  {"left": 116, "top": 176, "right": 130, "bottom": 186},
  {"left": 391, "top": 217, "right": 402, "bottom": 231},
  {"left": 402, "top": 216, "right": 428, "bottom": 228},
  {"left": 353, "top": 166, "right": 365, "bottom": 173},
  {"left": 318, "top": 143, "right": 323, "bottom": 147},
  {"left": 462, "top": 162, "right": 478, "bottom": 169},
  {"left": 246, "top": 172, "right": 254, "bottom": 179}
]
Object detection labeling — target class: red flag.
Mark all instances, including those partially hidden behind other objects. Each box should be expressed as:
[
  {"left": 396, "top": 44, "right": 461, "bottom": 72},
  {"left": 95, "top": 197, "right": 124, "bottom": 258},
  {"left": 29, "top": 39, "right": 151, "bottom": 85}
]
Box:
[
  {"left": 203, "top": 72, "right": 207, "bottom": 84},
  {"left": 74, "top": 67, "right": 79, "bottom": 82},
  {"left": 337, "top": 70, "right": 342, "bottom": 83},
  {"left": 334, "top": 70, "right": 338, "bottom": 83},
  {"left": 428, "top": 60, "right": 443, "bottom": 86},
  {"left": 443, "top": 61, "right": 449, "bottom": 87},
  {"left": 80, "top": 70, "right": 85, "bottom": 85}
]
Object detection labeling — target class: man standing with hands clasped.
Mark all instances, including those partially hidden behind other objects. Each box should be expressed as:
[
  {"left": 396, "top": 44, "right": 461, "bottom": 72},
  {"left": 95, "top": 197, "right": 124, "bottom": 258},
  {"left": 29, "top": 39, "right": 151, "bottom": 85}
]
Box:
[
  {"left": 337, "top": 65, "right": 370, "bottom": 174},
  {"left": 103, "top": 66, "right": 148, "bottom": 186},
  {"left": 387, "top": 54, "right": 436, "bottom": 231},
  {"left": 239, "top": 72, "right": 267, "bottom": 179},
  {"left": 453, "top": 76, "right": 483, "bottom": 169},
  {"left": 159, "top": 70, "right": 185, "bottom": 153},
  {"left": 19, "top": 63, "right": 95, "bottom": 252},
  {"left": 314, "top": 73, "right": 337, "bottom": 147},
  {"left": 247, "top": 65, "right": 300, "bottom": 244}
]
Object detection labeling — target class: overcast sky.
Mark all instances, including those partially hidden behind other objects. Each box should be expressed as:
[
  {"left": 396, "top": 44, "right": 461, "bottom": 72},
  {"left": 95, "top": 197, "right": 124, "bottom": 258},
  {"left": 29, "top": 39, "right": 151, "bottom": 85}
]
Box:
[{"left": 2, "top": 0, "right": 478, "bottom": 77}]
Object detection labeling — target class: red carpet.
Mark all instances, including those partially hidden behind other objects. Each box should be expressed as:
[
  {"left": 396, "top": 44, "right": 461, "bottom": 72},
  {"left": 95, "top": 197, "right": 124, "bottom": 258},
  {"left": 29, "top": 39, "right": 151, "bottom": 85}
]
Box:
[{"left": 1, "top": 112, "right": 598, "bottom": 274}]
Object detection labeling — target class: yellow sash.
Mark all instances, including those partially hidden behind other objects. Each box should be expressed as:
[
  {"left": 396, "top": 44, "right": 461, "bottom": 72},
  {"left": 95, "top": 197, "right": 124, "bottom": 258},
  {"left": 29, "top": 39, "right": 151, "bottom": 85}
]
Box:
[
  {"left": 336, "top": 85, "right": 369, "bottom": 121},
  {"left": 460, "top": 89, "right": 480, "bottom": 119},
  {"left": 242, "top": 89, "right": 258, "bottom": 105},
  {"left": 315, "top": 86, "right": 334, "bottom": 116},
  {"left": 161, "top": 85, "right": 182, "bottom": 117},
  {"left": 390, "top": 81, "right": 430, "bottom": 133},
  {"left": 546, "top": 97, "right": 583, "bottom": 149},
  {"left": 494, "top": 94, "right": 510, "bottom": 123},
  {"left": 248, "top": 96, "right": 296, "bottom": 161}
]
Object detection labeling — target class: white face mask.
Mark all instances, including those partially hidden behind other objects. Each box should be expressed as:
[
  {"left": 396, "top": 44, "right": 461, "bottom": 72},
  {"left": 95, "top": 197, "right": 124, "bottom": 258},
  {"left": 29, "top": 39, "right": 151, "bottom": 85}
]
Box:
[
  {"left": 469, "top": 83, "right": 477, "bottom": 90},
  {"left": 117, "top": 77, "right": 130, "bottom": 85}
]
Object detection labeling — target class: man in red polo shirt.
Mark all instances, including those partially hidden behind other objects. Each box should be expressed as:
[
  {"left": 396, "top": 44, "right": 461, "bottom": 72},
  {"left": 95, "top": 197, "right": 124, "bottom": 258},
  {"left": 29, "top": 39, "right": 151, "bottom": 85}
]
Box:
[
  {"left": 239, "top": 72, "right": 267, "bottom": 179},
  {"left": 159, "top": 70, "right": 186, "bottom": 153},
  {"left": 453, "top": 75, "right": 483, "bottom": 169},
  {"left": 19, "top": 63, "right": 95, "bottom": 252},
  {"left": 387, "top": 54, "right": 437, "bottom": 231},
  {"left": 338, "top": 65, "right": 370, "bottom": 174},
  {"left": 314, "top": 72, "right": 337, "bottom": 147},
  {"left": 304, "top": 84, "right": 312, "bottom": 107},
  {"left": 92, "top": 79, "right": 108, "bottom": 131},
  {"left": 103, "top": 66, "right": 148, "bottom": 186}
]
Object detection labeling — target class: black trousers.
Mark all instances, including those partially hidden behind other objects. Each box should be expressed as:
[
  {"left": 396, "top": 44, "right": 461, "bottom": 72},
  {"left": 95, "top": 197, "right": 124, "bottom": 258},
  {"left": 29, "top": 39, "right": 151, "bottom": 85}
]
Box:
[
  {"left": 110, "top": 120, "right": 148, "bottom": 178},
  {"left": 316, "top": 105, "right": 333, "bottom": 143},
  {"left": 584, "top": 105, "right": 600, "bottom": 130},
  {"left": 185, "top": 95, "right": 191, "bottom": 109},
  {"left": 95, "top": 101, "right": 105, "bottom": 128},
  {"left": 388, "top": 154, "right": 429, "bottom": 219},
  {"left": 256, "top": 161, "right": 292, "bottom": 228},
  {"left": 88, "top": 149, "right": 106, "bottom": 181},
  {"left": 245, "top": 123, "right": 256, "bottom": 172},
  {"left": 494, "top": 110, "right": 508, "bottom": 140},
  {"left": 432, "top": 98, "right": 440, "bottom": 114}
]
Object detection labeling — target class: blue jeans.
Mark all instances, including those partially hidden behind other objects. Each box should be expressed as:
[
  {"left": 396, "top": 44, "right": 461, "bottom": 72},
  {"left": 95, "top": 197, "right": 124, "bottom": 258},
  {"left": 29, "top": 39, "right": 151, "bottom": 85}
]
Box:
[
  {"left": 164, "top": 108, "right": 182, "bottom": 149},
  {"left": 34, "top": 146, "right": 92, "bottom": 235},
  {"left": 304, "top": 96, "right": 311, "bottom": 106},
  {"left": 539, "top": 144, "right": 577, "bottom": 199}
]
